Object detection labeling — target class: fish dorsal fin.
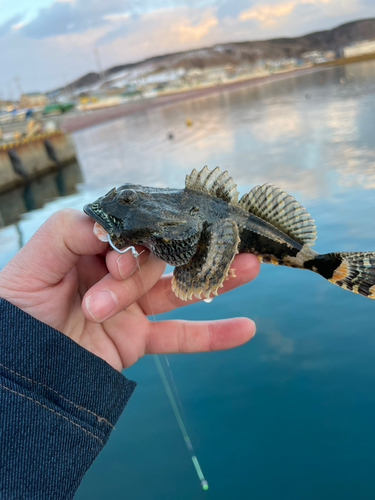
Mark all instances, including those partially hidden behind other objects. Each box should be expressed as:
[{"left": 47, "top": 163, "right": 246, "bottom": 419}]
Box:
[
  {"left": 185, "top": 166, "right": 239, "bottom": 204},
  {"left": 239, "top": 183, "right": 317, "bottom": 246}
]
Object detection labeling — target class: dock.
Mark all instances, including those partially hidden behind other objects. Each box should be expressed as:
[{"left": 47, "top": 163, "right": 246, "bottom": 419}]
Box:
[{"left": 0, "top": 130, "right": 76, "bottom": 194}]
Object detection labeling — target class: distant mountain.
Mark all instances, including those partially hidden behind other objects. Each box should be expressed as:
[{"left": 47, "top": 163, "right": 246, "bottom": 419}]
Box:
[
  {"left": 64, "top": 17, "right": 375, "bottom": 92},
  {"left": 69, "top": 72, "right": 101, "bottom": 89}
]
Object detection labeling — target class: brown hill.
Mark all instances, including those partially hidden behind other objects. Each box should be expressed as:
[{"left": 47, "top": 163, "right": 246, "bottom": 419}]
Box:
[{"left": 66, "top": 17, "right": 375, "bottom": 91}]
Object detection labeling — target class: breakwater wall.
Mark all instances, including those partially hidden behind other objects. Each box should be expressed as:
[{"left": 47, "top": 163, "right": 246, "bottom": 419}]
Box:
[{"left": 0, "top": 132, "right": 76, "bottom": 193}]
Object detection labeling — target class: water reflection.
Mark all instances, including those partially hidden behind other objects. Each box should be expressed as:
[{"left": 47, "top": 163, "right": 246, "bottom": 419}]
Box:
[
  {"left": 70, "top": 60, "right": 375, "bottom": 204},
  {"left": 258, "top": 318, "right": 295, "bottom": 362},
  {"left": 0, "top": 161, "right": 83, "bottom": 229}
]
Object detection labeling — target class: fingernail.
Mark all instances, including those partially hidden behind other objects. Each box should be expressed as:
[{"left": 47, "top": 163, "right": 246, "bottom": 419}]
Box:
[
  {"left": 250, "top": 319, "right": 257, "bottom": 337},
  {"left": 117, "top": 253, "right": 137, "bottom": 279},
  {"left": 86, "top": 290, "right": 117, "bottom": 322}
]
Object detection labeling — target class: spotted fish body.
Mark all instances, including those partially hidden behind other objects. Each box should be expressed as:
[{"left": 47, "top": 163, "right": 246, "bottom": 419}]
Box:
[{"left": 84, "top": 166, "right": 375, "bottom": 301}]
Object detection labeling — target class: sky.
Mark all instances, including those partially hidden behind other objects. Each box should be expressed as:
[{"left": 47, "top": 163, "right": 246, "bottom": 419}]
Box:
[{"left": 1, "top": 0, "right": 375, "bottom": 98}]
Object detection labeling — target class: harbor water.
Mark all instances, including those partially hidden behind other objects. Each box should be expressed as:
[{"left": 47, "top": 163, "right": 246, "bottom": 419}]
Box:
[{"left": 1, "top": 61, "right": 375, "bottom": 499}]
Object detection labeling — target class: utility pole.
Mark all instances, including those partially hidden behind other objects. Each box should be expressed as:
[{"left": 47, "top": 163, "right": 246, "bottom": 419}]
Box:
[
  {"left": 14, "top": 77, "right": 23, "bottom": 99},
  {"left": 93, "top": 47, "right": 103, "bottom": 81},
  {"left": 8, "top": 83, "right": 13, "bottom": 104},
  {"left": 61, "top": 74, "right": 70, "bottom": 101}
]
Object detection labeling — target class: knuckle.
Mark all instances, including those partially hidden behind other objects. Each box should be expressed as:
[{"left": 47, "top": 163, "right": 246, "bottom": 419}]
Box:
[
  {"left": 177, "top": 322, "right": 189, "bottom": 353},
  {"left": 123, "top": 270, "right": 145, "bottom": 304},
  {"left": 45, "top": 209, "right": 77, "bottom": 233},
  {"left": 207, "top": 323, "right": 215, "bottom": 351}
]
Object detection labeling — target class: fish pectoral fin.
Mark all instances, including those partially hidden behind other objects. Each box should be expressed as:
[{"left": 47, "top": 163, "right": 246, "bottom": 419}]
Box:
[{"left": 172, "top": 219, "right": 240, "bottom": 301}]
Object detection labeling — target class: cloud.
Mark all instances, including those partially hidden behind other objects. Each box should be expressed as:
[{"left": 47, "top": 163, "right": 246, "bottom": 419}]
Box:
[
  {"left": 171, "top": 11, "right": 218, "bottom": 43},
  {"left": 291, "top": 2, "right": 320, "bottom": 17},
  {"left": 216, "top": 0, "right": 251, "bottom": 20},
  {"left": 100, "top": 7, "right": 221, "bottom": 66},
  {"left": 95, "top": 24, "right": 130, "bottom": 46},
  {"left": 97, "top": 6, "right": 218, "bottom": 49},
  {"left": 103, "top": 13, "right": 131, "bottom": 22},
  {"left": 239, "top": 1, "right": 299, "bottom": 26},
  {"left": 237, "top": 0, "right": 364, "bottom": 32},
  {"left": 11, "top": 22, "right": 26, "bottom": 31},
  {"left": 20, "top": 0, "right": 133, "bottom": 39},
  {"left": 0, "top": 13, "right": 25, "bottom": 38},
  {"left": 51, "top": 25, "right": 112, "bottom": 49},
  {"left": 16, "top": 0, "right": 219, "bottom": 40}
]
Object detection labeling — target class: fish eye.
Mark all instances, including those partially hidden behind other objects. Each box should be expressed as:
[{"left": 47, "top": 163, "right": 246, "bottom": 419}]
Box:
[{"left": 118, "top": 189, "right": 138, "bottom": 205}]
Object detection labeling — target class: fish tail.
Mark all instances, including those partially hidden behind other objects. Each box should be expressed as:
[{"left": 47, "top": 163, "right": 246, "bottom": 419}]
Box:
[{"left": 305, "top": 251, "right": 375, "bottom": 298}]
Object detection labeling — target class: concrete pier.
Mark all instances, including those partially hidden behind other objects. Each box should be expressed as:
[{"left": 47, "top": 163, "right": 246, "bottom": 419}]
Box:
[
  {"left": 0, "top": 161, "right": 83, "bottom": 228},
  {"left": 0, "top": 132, "right": 76, "bottom": 193}
]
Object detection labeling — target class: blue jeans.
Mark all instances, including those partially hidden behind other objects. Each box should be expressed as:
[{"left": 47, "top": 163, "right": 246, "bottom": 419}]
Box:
[{"left": 0, "top": 298, "right": 136, "bottom": 499}]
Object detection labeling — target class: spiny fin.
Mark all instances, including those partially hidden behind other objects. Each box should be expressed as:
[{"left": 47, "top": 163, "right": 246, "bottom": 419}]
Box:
[
  {"left": 185, "top": 166, "right": 239, "bottom": 205},
  {"left": 327, "top": 252, "right": 375, "bottom": 298},
  {"left": 239, "top": 183, "right": 317, "bottom": 246},
  {"left": 226, "top": 268, "right": 236, "bottom": 280},
  {"left": 172, "top": 219, "right": 240, "bottom": 301}
]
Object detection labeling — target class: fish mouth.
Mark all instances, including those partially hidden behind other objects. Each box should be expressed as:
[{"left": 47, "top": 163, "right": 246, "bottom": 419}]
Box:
[{"left": 83, "top": 203, "right": 123, "bottom": 236}]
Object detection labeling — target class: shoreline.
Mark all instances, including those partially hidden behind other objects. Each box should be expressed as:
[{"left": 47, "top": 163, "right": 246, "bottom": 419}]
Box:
[
  {"left": 61, "top": 65, "right": 330, "bottom": 133},
  {"left": 58, "top": 52, "right": 375, "bottom": 133}
]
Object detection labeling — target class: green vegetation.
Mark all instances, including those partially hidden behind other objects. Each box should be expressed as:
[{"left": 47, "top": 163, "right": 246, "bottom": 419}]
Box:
[{"left": 43, "top": 102, "right": 75, "bottom": 115}]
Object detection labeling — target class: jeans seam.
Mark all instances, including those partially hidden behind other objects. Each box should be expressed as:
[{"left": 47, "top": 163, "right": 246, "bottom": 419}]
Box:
[
  {"left": 0, "top": 362, "right": 114, "bottom": 428},
  {"left": 0, "top": 382, "right": 104, "bottom": 445}
]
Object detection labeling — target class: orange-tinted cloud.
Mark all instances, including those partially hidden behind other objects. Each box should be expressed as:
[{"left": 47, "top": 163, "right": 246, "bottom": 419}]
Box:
[
  {"left": 239, "top": 0, "right": 360, "bottom": 28},
  {"left": 172, "top": 13, "right": 218, "bottom": 43},
  {"left": 239, "top": 1, "right": 297, "bottom": 26}
]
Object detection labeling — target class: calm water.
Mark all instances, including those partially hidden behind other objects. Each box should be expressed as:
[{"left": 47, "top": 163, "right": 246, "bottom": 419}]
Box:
[{"left": 2, "top": 61, "right": 375, "bottom": 499}]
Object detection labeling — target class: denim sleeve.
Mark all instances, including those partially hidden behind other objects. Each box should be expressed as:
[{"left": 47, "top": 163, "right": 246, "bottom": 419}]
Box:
[{"left": 0, "top": 298, "right": 136, "bottom": 500}]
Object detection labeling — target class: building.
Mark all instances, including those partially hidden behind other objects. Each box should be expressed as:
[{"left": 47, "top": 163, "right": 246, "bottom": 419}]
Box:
[
  {"left": 343, "top": 40, "right": 375, "bottom": 58},
  {"left": 301, "top": 51, "right": 323, "bottom": 63},
  {"left": 301, "top": 50, "right": 337, "bottom": 64},
  {"left": 19, "top": 93, "right": 49, "bottom": 108}
]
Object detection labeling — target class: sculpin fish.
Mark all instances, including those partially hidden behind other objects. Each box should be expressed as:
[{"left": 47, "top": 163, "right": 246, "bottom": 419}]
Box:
[{"left": 84, "top": 166, "right": 375, "bottom": 301}]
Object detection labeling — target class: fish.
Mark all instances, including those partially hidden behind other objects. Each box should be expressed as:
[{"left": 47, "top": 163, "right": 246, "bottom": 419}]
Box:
[{"left": 83, "top": 166, "right": 375, "bottom": 301}]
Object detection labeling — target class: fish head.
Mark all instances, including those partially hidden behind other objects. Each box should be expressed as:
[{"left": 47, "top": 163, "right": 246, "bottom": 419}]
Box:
[{"left": 84, "top": 184, "right": 204, "bottom": 263}]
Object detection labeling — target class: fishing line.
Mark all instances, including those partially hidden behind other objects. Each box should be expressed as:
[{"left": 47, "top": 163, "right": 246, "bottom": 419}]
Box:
[{"left": 108, "top": 236, "right": 209, "bottom": 491}]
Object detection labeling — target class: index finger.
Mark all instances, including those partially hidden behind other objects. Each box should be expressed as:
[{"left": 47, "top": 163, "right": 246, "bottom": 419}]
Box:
[
  {"left": 2, "top": 209, "right": 107, "bottom": 288},
  {"left": 137, "top": 253, "right": 260, "bottom": 315}
]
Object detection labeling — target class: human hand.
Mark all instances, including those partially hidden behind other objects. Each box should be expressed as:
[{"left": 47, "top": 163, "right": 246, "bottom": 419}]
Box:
[{"left": 0, "top": 209, "right": 260, "bottom": 371}]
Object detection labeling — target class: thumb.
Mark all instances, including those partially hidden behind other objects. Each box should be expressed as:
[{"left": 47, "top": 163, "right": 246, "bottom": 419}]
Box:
[{"left": 1, "top": 209, "right": 107, "bottom": 289}]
